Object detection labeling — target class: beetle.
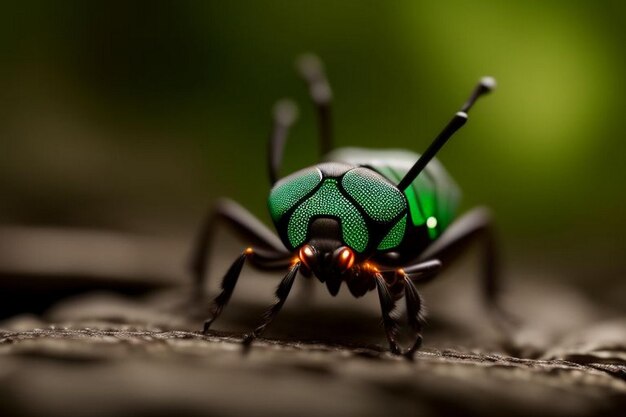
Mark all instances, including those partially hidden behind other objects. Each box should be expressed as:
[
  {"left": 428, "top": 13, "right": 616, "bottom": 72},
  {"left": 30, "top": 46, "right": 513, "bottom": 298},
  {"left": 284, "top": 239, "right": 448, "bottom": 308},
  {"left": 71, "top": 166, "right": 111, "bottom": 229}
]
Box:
[{"left": 190, "top": 54, "right": 511, "bottom": 357}]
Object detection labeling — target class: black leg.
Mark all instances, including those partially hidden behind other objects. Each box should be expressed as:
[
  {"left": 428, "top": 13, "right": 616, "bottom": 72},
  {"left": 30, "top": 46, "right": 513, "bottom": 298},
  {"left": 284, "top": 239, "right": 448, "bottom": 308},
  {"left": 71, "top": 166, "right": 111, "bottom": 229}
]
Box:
[
  {"left": 374, "top": 261, "right": 437, "bottom": 356},
  {"left": 374, "top": 273, "right": 401, "bottom": 355},
  {"left": 202, "top": 249, "right": 250, "bottom": 333},
  {"left": 242, "top": 262, "right": 301, "bottom": 347},
  {"left": 418, "top": 207, "right": 497, "bottom": 303},
  {"left": 401, "top": 273, "right": 424, "bottom": 358},
  {"left": 189, "top": 198, "right": 290, "bottom": 296},
  {"left": 296, "top": 53, "right": 333, "bottom": 156},
  {"left": 375, "top": 268, "right": 426, "bottom": 357},
  {"left": 417, "top": 207, "right": 516, "bottom": 332},
  {"left": 383, "top": 259, "right": 442, "bottom": 282},
  {"left": 202, "top": 246, "right": 295, "bottom": 332}
]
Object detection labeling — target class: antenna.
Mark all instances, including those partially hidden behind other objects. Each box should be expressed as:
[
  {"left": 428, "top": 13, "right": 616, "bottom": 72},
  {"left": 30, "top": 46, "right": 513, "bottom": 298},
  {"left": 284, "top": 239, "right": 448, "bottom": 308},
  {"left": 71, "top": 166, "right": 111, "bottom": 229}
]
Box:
[{"left": 396, "top": 77, "right": 496, "bottom": 191}]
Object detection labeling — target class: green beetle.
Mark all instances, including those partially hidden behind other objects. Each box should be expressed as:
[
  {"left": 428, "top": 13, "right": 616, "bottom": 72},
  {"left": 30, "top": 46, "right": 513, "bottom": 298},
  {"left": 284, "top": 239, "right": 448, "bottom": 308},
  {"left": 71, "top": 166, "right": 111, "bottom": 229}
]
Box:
[{"left": 191, "top": 54, "right": 510, "bottom": 357}]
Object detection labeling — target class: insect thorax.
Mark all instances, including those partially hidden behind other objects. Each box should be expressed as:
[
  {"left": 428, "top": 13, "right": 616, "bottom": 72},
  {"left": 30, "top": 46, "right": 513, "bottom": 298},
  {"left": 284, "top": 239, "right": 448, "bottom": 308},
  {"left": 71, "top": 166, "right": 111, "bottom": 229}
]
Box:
[
  {"left": 268, "top": 163, "right": 408, "bottom": 254},
  {"left": 325, "top": 147, "right": 462, "bottom": 241}
]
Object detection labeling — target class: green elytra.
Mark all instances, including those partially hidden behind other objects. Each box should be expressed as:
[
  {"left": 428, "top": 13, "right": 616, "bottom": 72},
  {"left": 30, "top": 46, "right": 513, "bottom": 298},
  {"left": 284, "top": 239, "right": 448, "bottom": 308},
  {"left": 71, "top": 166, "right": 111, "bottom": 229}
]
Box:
[
  {"left": 267, "top": 149, "right": 460, "bottom": 253},
  {"left": 327, "top": 148, "right": 461, "bottom": 240}
]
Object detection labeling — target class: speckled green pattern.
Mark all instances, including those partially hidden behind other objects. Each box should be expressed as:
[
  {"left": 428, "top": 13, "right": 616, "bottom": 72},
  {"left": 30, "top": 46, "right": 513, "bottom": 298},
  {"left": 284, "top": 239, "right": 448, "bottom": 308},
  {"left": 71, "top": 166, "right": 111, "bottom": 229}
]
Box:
[
  {"left": 325, "top": 147, "right": 461, "bottom": 241},
  {"left": 406, "top": 172, "right": 438, "bottom": 238},
  {"left": 341, "top": 168, "right": 406, "bottom": 222},
  {"left": 268, "top": 167, "right": 322, "bottom": 222},
  {"left": 377, "top": 215, "right": 407, "bottom": 250},
  {"left": 288, "top": 179, "right": 368, "bottom": 252},
  {"left": 399, "top": 165, "right": 460, "bottom": 240}
]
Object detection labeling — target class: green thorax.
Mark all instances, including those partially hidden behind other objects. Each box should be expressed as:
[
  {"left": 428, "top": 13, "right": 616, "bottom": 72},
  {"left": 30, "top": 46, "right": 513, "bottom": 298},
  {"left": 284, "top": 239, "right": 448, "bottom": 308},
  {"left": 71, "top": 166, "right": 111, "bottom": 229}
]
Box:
[
  {"left": 324, "top": 147, "right": 461, "bottom": 240},
  {"left": 268, "top": 163, "right": 408, "bottom": 253}
]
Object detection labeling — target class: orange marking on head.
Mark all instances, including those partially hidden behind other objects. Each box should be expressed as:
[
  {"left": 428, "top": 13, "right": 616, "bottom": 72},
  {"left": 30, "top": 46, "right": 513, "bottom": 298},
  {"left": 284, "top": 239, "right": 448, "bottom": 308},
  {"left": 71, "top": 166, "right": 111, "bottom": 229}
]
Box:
[
  {"left": 363, "top": 262, "right": 380, "bottom": 273},
  {"left": 244, "top": 247, "right": 254, "bottom": 255}
]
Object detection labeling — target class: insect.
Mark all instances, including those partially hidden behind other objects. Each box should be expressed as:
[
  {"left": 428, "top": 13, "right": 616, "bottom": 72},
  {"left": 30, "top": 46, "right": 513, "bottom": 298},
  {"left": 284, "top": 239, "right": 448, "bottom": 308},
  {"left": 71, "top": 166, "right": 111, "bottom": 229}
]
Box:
[{"left": 190, "top": 54, "right": 510, "bottom": 357}]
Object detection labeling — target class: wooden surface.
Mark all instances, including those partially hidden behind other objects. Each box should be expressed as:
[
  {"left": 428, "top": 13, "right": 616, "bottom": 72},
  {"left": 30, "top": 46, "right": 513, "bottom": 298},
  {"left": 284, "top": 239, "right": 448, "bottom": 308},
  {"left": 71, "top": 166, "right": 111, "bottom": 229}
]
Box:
[
  {"left": 0, "top": 323, "right": 624, "bottom": 417},
  {"left": 0, "top": 227, "right": 624, "bottom": 417}
]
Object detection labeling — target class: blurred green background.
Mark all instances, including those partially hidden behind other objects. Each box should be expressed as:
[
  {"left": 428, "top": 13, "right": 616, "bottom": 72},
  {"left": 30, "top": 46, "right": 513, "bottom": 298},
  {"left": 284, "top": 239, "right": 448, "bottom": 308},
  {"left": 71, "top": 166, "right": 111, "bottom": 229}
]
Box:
[{"left": 0, "top": 2, "right": 624, "bottom": 303}]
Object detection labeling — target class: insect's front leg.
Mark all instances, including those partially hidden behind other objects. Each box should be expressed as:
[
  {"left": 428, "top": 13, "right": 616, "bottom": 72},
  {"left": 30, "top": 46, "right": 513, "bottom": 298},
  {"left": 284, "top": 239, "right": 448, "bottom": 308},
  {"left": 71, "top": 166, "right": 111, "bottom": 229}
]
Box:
[
  {"left": 376, "top": 260, "right": 441, "bottom": 358},
  {"left": 397, "top": 260, "right": 441, "bottom": 357},
  {"left": 296, "top": 53, "right": 333, "bottom": 157},
  {"left": 402, "top": 275, "right": 424, "bottom": 356},
  {"left": 374, "top": 273, "right": 401, "bottom": 355},
  {"left": 189, "top": 198, "right": 290, "bottom": 299},
  {"left": 242, "top": 262, "right": 301, "bottom": 348},
  {"left": 203, "top": 247, "right": 293, "bottom": 333},
  {"left": 202, "top": 249, "right": 249, "bottom": 333}
]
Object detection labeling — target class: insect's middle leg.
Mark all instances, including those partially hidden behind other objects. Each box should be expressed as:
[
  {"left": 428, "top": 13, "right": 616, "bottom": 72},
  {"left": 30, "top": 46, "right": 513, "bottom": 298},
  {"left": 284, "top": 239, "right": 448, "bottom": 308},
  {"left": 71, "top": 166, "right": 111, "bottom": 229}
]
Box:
[
  {"left": 376, "top": 261, "right": 438, "bottom": 357},
  {"left": 417, "top": 207, "right": 516, "bottom": 333}
]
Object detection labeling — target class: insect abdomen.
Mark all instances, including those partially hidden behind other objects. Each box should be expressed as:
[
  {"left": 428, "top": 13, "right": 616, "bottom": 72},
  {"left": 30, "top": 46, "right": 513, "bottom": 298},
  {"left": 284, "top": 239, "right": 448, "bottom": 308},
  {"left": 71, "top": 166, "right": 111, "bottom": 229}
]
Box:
[{"left": 324, "top": 147, "right": 461, "bottom": 241}]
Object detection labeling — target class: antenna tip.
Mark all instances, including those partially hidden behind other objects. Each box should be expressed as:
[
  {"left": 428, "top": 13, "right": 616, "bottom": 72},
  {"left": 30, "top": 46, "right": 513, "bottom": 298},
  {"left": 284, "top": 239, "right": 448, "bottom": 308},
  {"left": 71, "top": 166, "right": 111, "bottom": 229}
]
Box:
[
  {"left": 480, "top": 76, "right": 497, "bottom": 92},
  {"left": 273, "top": 99, "right": 299, "bottom": 126}
]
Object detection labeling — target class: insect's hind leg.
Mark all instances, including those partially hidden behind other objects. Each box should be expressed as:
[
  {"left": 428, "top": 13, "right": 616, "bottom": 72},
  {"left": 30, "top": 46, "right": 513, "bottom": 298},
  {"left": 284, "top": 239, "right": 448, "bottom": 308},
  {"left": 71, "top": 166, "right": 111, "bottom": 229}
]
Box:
[
  {"left": 417, "top": 207, "right": 517, "bottom": 336},
  {"left": 189, "top": 198, "right": 290, "bottom": 299}
]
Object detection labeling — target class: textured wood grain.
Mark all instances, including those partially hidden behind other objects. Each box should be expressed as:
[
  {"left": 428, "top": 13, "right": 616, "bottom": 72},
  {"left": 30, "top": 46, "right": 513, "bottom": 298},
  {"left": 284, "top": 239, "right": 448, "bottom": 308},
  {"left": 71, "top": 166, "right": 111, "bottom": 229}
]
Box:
[
  {"left": 0, "top": 227, "right": 624, "bottom": 417},
  {"left": 0, "top": 325, "right": 624, "bottom": 417}
]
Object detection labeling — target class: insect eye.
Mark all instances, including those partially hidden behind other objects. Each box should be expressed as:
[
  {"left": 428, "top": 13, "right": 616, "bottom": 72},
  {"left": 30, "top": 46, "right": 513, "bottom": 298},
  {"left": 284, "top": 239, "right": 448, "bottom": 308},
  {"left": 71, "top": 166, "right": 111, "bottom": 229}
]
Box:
[
  {"left": 298, "top": 244, "right": 317, "bottom": 269},
  {"left": 335, "top": 247, "right": 355, "bottom": 271}
]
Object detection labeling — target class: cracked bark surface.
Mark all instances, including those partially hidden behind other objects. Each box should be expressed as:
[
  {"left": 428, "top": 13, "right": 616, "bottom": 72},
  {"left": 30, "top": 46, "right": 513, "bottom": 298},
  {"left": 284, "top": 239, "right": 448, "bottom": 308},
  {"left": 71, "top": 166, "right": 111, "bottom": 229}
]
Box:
[
  {"left": 0, "top": 325, "right": 624, "bottom": 417},
  {"left": 0, "top": 227, "right": 624, "bottom": 417}
]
